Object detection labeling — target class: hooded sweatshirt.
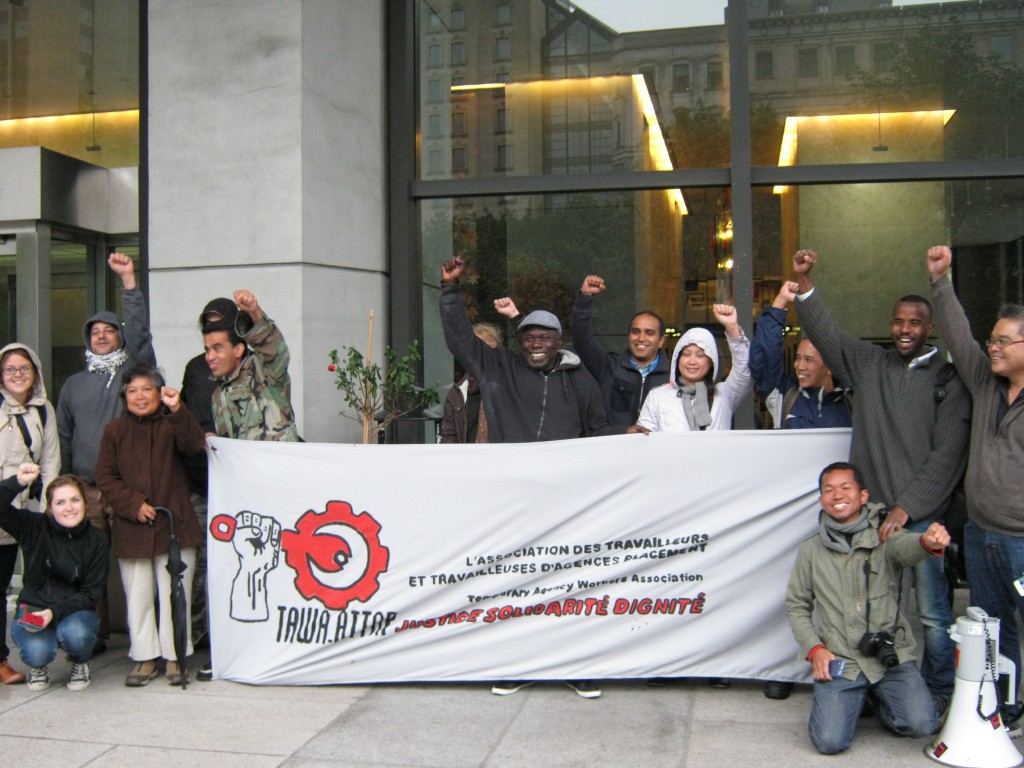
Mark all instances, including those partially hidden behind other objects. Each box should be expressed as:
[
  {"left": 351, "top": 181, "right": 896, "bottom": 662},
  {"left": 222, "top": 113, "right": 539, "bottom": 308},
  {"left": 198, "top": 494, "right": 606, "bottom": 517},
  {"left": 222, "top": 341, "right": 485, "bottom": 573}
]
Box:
[
  {"left": 0, "top": 343, "right": 60, "bottom": 545},
  {"left": 637, "top": 326, "right": 752, "bottom": 432},
  {"left": 56, "top": 289, "right": 156, "bottom": 483}
]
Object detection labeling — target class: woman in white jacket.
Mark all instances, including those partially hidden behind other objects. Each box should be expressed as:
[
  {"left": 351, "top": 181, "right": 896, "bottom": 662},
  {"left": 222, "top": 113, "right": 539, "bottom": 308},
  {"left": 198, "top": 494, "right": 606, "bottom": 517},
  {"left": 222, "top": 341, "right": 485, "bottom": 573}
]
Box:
[
  {"left": 637, "top": 304, "right": 752, "bottom": 432},
  {"left": 0, "top": 342, "right": 61, "bottom": 685}
]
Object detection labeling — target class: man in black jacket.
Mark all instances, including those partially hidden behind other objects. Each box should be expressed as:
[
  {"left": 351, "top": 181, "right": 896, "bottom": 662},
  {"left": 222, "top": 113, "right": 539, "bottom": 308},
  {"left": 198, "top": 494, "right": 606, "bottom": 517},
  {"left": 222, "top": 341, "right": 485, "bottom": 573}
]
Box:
[
  {"left": 439, "top": 257, "right": 647, "bottom": 699},
  {"left": 572, "top": 275, "right": 670, "bottom": 426}
]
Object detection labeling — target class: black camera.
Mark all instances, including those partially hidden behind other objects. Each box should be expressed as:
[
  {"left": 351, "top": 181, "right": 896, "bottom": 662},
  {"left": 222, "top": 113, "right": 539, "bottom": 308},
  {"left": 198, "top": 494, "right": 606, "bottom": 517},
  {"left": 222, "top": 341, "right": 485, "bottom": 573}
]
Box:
[{"left": 858, "top": 630, "right": 899, "bottom": 669}]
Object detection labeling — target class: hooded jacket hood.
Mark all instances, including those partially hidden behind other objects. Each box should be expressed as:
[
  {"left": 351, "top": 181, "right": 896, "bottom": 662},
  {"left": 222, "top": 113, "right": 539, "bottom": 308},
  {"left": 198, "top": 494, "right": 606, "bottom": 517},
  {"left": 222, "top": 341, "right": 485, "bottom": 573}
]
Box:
[
  {"left": 670, "top": 328, "right": 718, "bottom": 387},
  {"left": 0, "top": 342, "right": 49, "bottom": 407},
  {"left": 82, "top": 310, "right": 124, "bottom": 349}
]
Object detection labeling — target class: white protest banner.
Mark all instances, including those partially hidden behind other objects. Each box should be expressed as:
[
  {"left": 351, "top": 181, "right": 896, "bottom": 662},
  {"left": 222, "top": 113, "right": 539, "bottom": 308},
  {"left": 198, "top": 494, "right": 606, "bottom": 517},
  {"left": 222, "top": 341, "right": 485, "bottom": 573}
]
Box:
[{"left": 206, "top": 429, "right": 851, "bottom": 685}]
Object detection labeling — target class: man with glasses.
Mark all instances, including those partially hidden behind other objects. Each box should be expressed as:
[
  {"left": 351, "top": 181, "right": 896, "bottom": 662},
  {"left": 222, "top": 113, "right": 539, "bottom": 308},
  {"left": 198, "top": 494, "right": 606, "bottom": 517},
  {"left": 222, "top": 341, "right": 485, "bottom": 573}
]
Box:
[
  {"left": 439, "top": 256, "right": 647, "bottom": 698},
  {"left": 792, "top": 248, "right": 970, "bottom": 720},
  {"left": 928, "top": 244, "right": 1024, "bottom": 723}
]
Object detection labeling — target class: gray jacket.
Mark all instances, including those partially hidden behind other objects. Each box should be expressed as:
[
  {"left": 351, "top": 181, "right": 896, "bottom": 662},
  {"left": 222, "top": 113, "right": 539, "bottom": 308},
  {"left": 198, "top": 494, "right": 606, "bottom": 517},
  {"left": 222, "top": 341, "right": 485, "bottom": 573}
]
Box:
[
  {"left": 56, "top": 289, "right": 156, "bottom": 482},
  {"left": 932, "top": 276, "right": 1024, "bottom": 535}
]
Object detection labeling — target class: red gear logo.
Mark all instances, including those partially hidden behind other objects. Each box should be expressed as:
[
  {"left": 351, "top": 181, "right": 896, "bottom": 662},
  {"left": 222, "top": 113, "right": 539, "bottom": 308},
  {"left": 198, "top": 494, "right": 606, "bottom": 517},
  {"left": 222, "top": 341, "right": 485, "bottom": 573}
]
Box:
[{"left": 280, "top": 500, "right": 389, "bottom": 610}]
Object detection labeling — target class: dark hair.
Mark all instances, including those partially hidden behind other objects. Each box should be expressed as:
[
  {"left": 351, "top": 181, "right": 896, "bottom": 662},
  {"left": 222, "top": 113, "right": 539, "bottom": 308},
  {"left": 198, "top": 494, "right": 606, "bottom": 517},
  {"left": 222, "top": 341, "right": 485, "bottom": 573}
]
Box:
[
  {"left": 45, "top": 474, "right": 88, "bottom": 510},
  {"left": 120, "top": 365, "right": 166, "bottom": 402},
  {"left": 818, "top": 461, "right": 866, "bottom": 493},
  {"left": 998, "top": 303, "right": 1024, "bottom": 337},
  {"left": 203, "top": 319, "right": 244, "bottom": 348},
  {"left": 894, "top": 295, "right": 933, "bottom": 321},
  {"left": 631, "top": 310, "right": 666, "bottom": 336}
]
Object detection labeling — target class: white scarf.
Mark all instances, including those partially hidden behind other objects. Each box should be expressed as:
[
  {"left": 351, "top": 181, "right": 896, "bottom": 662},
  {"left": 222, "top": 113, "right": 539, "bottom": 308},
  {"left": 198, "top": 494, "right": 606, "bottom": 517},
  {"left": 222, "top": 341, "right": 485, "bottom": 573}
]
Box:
[{"left": 85, "top": 347, "right": 128, "bottom": 387}]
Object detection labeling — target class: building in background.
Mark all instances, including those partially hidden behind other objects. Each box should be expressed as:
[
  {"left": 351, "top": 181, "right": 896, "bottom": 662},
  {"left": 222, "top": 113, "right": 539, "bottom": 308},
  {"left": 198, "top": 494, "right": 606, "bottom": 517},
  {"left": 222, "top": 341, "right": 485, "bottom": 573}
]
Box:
[{"left": 0, "top": 0, "right": 1020, "bottom": 440}]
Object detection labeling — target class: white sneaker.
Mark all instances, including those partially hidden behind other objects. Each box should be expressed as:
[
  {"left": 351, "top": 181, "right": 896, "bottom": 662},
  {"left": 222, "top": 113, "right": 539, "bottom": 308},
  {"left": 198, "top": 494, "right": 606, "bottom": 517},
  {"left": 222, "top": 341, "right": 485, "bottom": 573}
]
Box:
[
  {"left": 67, "top": 662, "right": 91, "bottom": 691},
  {"left": 27, "top": 666, "right": 50, "bottom": 692}
]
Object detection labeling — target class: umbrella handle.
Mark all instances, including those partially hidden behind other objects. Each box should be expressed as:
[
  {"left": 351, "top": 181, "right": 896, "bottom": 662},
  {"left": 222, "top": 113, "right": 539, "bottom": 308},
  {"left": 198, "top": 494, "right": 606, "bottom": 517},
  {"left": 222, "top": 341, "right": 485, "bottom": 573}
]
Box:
[{"left": 155, "top": 506, "right": 176, "bottom": 538}]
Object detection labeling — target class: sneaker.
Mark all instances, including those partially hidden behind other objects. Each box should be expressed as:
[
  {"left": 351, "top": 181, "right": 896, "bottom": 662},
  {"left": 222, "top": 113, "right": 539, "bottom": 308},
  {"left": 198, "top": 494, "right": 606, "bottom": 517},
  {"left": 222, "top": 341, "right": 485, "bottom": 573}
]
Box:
[
  {"left": 490, "top": 680, "right": 535, "bottom": 696},
  {"left": 196, "top": 663, "right": 213, "bottom": 682},
  {"left": 764, "top": 681, "right": 793, "bottom": 700},
  {"left": 565, "top": 679, "right": 602, "bottom": 699},
  {"left": 67, "top": 662, "right": 91, "bottom": 691},
  {"left": 0, "top": 659, "right": 25, "bottom": 685},
  {"left": 27, "top": 667, "right": 50, "bottom": 692}
]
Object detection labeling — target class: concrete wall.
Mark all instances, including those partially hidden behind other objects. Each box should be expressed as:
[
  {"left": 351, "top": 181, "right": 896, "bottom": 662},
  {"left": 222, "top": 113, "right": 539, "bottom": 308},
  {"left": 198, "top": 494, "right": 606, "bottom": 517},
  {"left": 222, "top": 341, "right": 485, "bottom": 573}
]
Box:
[{"left": 147, "top": 0, "right": 386, "bottom": 443}]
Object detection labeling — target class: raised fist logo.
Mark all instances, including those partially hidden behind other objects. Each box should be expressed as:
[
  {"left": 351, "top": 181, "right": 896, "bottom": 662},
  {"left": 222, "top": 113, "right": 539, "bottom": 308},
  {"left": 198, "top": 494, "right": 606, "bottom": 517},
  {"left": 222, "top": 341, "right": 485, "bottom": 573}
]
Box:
[
  {"left": 210, "top": 511, "right": 282, "bottom": 622},
  {"left": 281, "top": 501, "right": 389, "bottom": 610}
]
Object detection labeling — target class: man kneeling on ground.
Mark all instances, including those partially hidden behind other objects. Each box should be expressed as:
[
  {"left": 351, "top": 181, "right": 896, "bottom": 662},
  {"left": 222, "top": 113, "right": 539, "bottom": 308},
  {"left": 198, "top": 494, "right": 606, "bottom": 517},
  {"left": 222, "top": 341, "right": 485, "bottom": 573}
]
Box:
[{"left": 786, "top": 461, "right": 948, "bottom": 754}]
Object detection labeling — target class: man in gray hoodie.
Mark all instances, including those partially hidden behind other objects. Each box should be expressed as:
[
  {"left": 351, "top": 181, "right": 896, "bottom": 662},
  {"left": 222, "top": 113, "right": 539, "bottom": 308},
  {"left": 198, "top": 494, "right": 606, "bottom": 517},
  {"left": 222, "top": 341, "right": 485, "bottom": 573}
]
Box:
[{"left": 56, "top": 252, "right": 156, "bottom": 646}]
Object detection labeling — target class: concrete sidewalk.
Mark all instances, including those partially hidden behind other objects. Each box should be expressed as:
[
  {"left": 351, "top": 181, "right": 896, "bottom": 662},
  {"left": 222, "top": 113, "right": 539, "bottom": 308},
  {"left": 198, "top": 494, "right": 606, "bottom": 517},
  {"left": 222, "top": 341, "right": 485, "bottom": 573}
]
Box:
[{"left": 0, "top": 590, "right": 1019, "bottom": 768}]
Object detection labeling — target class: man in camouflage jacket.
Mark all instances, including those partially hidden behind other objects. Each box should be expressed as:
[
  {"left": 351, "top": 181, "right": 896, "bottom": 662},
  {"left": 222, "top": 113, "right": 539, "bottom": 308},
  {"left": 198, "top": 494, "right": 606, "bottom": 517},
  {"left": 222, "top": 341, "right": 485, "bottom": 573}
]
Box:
[{"left": 204, "top": 290, "right": 300, "bottom": 442}]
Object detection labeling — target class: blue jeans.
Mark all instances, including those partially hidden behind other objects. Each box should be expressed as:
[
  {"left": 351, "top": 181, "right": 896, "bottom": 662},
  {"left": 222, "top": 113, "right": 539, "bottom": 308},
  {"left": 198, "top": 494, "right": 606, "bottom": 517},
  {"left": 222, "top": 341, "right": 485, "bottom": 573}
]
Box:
[
  {"left": 808, "top": 662, "right": 936, "bottom": 754},
  {"left": 906, "top": 516, "right": 955, "bottom": 700},
  {"left": 11, "top": 610, "right": 99, "bottom": 668},
  {"left": 964, "top": 521, "right": 1024, "bottom": 697}
]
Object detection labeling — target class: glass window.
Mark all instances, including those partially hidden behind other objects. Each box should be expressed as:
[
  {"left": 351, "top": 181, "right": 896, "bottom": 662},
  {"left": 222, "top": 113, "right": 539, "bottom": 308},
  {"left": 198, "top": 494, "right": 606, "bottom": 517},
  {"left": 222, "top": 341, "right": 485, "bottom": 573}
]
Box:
[
  {"left": 427, "top": 79, "right": 442, "bottom": 103},
  {"left": 428, "top": 114, "right": 443, "bottom": 138},
  {"left": 452, "top": 147, "right": 468, "bottom": 173},
  {"left": 496, "top": 36, "right": 511, "bottom": 62},
  {"left": 706, "top": 60, "right": 724, "bottom": 90},
  {"left": 672, "top": 63, "right": 691, "bottom": 92},
  {"left": 873, "top": 42, "right": 892, "bottom": 73},
  {"left": 451, "top": 7, "right": 465, "bottom": 31},
  {"left": 0, "top": 1, "right": 140, "bottom": 169},
  {"left": 752, "top": 13, "right": 1024, "bottom": 165},
  {"left": 991, "top": 36, "right": 1013, "bottom": 65},
  {"left": 427, "top": 44, "right": 442, "bottom": 68},
  {"left": 497, "top": 145, "right": 512, "bottom": 171},
  {"left": 414, "top": 0, "right": 729, "bottom": 179},
  {"left": 798, "top": 48, "right": 819, "bottom": 78},
  {"left": 451, "top": 42, "right": 466, "bottom": 67},
  {"left": 452, "top": 112, "right": 467, "bottom": 137},
  {"left": 834, "top": 45, "right": 855, "bottom": 77},
  {"left": 428, "top": 149, "right": 443, "bottom": 175},
  {"left": 409, "top": 0, "right": 1024, "bottom": 438},
  {"left": 428, "top": 11, "right": 441, "bottom": 33}
]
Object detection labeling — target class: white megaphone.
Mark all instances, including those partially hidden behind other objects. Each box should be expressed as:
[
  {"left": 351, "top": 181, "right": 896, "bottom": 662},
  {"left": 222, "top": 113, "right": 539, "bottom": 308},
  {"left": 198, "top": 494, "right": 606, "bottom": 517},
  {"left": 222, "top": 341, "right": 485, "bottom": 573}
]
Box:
[{"left": 926, "top": 607, "right": 1023, "bottom": 767}]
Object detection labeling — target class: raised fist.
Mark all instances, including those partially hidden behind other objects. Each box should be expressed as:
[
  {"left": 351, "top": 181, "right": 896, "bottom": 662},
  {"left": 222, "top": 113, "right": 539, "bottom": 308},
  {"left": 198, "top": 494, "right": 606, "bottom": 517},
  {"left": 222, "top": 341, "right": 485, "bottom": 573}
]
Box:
[{"left": 229, "top": 510, "right": 282, "bottom": 622}]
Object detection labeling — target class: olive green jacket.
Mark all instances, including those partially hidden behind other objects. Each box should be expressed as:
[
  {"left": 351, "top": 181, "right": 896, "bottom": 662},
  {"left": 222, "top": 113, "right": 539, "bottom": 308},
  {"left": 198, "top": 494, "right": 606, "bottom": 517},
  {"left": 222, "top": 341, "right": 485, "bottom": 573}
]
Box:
[
  {"left": 786, "top": 502, "right": 936, "bottom": 683},
  {"left": 212, "top": 314, "right": 300, "bottom": 442}
]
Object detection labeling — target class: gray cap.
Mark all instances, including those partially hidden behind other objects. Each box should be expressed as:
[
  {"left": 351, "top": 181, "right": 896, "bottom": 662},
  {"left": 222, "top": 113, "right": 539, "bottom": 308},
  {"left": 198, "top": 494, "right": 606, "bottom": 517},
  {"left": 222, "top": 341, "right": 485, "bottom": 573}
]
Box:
[{"left": 517, "top": 310, "right": 562, "bottom": 335}]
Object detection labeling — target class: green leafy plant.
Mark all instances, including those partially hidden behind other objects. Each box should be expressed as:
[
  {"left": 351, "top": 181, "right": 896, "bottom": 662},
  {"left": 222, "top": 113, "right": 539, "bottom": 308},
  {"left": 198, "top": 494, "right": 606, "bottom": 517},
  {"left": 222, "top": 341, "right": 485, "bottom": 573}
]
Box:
[{"left": 328, "top": 338, "right": 439, "bottom": 445}]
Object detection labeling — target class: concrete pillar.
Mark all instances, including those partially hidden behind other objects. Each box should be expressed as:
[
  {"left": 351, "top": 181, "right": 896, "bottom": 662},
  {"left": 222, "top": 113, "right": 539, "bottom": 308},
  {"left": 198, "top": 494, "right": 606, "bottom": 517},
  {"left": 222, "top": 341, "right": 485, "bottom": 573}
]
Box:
[{"left": 147, "top": 0, "right": 387, "bottom": 442}]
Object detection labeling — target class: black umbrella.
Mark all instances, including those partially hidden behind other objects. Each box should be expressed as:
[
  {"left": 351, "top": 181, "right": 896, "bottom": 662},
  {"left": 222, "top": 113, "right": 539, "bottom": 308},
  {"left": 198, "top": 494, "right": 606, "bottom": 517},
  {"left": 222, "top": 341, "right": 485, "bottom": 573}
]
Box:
[{"left": 156, "top": 506, "right": 189, "bottom": 689}]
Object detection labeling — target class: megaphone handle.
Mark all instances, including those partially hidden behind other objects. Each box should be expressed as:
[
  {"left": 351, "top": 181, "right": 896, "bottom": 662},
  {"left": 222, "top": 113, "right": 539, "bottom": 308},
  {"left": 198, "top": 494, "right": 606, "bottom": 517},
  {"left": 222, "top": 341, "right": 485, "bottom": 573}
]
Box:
[{"left": 998, "top": 654, "right": 1017, "bottom": 706}]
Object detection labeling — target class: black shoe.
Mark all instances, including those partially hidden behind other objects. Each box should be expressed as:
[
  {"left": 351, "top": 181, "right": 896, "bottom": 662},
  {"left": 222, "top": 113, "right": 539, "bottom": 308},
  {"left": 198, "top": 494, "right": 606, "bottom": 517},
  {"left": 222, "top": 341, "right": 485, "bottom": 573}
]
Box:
[
  {"left": 707, "top": 677, "right": 731, "bottom": 689},
  {"left": 92, "top": 637, "right": 108, "bottom": 656},
  {"left": 196, "top": 663, "right": 213, "bottom": 682},
  {"left": 763, "top": 681, "right": 793, "bottom": 700},
  {"left": 1001, "top": 701, "right": 1024, "bottom": 730}
]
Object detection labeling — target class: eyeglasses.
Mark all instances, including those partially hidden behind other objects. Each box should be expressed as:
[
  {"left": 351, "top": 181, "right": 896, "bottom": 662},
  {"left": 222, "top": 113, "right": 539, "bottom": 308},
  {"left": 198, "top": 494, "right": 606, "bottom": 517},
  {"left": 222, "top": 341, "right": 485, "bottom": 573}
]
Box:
[
  {"left": 2, "top": 365, "right": 33, "bottom": 376},
  {"left": 986, "top": 338, "right": 1024, "bottom": 349}
]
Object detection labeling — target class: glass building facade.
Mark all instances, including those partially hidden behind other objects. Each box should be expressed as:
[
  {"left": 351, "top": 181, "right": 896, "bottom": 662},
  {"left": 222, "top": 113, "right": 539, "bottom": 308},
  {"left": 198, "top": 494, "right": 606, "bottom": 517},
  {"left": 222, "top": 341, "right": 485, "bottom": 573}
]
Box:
[
  {"left": 0, "top": 1, "right": 1022, "bottom": 438},
  {"left": 407, "top": 0, "right": 1024, "bottom": 430}
]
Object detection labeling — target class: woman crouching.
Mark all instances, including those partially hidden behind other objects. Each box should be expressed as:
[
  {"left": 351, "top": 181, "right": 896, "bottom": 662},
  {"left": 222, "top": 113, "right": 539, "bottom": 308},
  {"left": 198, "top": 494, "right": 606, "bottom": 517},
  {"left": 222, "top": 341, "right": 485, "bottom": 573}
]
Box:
[
  {"left": 0, "top": 466, "right": 108, "bottom": 691},
  {"left": 95, "top": 365, "right": 205, "bottom": 687}
]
